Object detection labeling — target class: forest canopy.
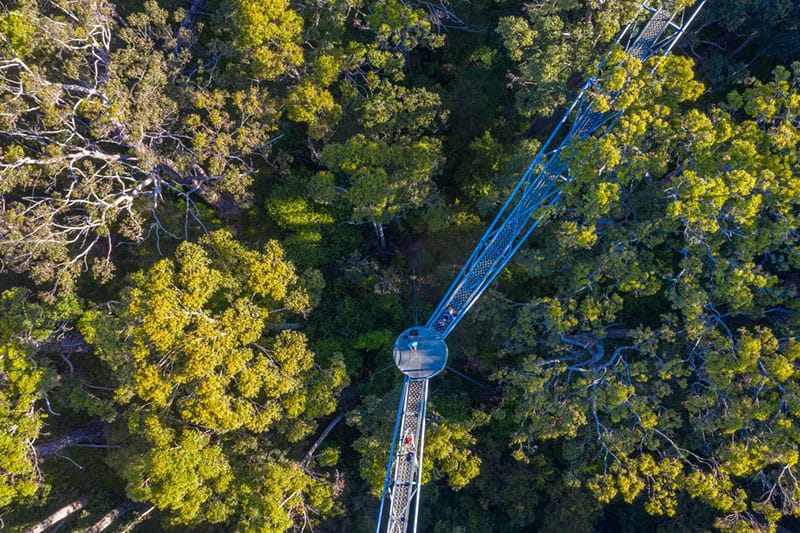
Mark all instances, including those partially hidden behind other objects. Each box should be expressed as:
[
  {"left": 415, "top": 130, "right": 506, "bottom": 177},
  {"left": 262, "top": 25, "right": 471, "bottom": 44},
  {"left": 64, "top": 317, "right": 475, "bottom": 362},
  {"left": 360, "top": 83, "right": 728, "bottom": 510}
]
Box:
[{"left": 1, "top": 0, "right": 799, "bottom": 531}]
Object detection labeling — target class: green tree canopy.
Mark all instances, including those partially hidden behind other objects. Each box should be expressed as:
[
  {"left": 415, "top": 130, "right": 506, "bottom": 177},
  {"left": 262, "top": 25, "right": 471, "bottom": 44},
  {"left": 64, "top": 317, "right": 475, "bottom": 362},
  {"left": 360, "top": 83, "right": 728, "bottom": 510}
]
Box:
[
  {"left": 0, "top": 288, "right": 80, "bottom": 510},
  {"left": 81, "top": 230, "right": 347, "bottom": 527},
  {"left": 310, "top": 78, "right": 448, "bottom": 247},
  {"left": 493, "top": 60, "right": 800, "bottom": 531},
  {"left": 227, "top": 0, "right": 305, "bottom": 80},
  {"left": 497, "top": 0, "right": 641, "bottom": 117},
  {"left": 0, "top": 1, "right": 280, "bottom": 291}
]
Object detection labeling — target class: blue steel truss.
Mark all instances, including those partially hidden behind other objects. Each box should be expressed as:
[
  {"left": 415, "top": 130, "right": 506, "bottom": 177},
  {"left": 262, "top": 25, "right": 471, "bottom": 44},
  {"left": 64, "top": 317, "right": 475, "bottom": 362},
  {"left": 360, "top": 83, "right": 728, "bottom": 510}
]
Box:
[
  {"left": 376, "top": 377, "right": 428, "bottom": 533},
  {"left": 426, "top": 1, "right": 707, "bottom": 340},
  {"left": 377, "top": 2, "right": 706, "bottom": 532}
]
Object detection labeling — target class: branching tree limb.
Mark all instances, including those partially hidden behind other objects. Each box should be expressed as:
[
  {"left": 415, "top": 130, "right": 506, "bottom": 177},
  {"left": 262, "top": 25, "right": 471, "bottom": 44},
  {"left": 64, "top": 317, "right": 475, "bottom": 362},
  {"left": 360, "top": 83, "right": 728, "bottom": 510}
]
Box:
[{"left": 0, "top": 1, "right": 276, "bottom": 291}]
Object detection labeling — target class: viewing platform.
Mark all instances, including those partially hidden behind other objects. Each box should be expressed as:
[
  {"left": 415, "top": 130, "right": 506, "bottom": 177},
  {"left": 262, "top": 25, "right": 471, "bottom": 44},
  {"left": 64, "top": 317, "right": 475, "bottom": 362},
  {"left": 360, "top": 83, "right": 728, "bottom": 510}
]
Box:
[{"left": 393, "top": 327, "right": 448, "bottom": 379}]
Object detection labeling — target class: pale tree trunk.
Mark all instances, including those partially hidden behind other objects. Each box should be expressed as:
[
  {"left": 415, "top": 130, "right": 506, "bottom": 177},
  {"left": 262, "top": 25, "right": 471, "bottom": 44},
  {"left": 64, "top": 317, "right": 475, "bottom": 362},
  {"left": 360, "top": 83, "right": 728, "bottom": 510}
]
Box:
[
  {"left": 374, "top": 222, "right": 386, "bottom": 250},
  {"left": 86, "top": 500, "right": 136, "bottom": 533},
  {"left": 302, "top": 412, "right": 346, "bottom": 468},
  {"left": 120, "top": 505, "right": 156, "bottom": 532},
  {"left": 35, "top": 423, "right": 105, "bottom": 461},
  {"left": 24, "top": 495, "right": 89, "bottom": 533}
]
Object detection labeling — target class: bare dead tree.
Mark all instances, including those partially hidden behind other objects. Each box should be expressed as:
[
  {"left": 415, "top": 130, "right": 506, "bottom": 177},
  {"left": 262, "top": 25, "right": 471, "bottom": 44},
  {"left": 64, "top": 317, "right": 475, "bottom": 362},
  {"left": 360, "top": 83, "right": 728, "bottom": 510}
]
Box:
[{"left": 0, "top": 1, "right": 272, "bottom": 292}]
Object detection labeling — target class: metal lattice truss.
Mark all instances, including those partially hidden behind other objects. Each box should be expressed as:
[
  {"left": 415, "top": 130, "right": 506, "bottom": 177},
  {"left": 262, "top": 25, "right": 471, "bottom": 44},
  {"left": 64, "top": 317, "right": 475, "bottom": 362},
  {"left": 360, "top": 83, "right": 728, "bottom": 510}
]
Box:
[
  {"left": 377, "top": 378, "right": 429, "bottom": 533},
  {"left": 377, "top": 2, "right": 707, "bottom": 532},
  {"left": 426, "top": 0, "right": 707, "bottom": 339}
]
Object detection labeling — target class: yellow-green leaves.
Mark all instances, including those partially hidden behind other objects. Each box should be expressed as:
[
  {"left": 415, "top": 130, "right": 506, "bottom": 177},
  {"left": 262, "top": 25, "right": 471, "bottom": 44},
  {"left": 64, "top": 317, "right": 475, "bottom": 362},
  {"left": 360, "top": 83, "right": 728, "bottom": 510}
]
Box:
[
  {"left": 368, "top": 0, "right": 444, "bottom": 53},
  {"left": 286, "top": 81, "right": 341, "bottom": 139},
  {"left": 424, "top": 418, "right": 482, "bottom": 490},
  {"left": 230, "top": 0, "right": 304, "bottom": 80},
  {"left": 497, "top": 1, "right": 642, "bottom": 116},
  {"left": 122, "top": 420, "right": 233, "bottom": 525},
  {"left": 589, "top": 457, "right": 684, "bottom": 516},
  {"left": 109, "top": 230, "right": 316, "bottom": 433},
  {"left": 685, "top": 471, "right": 746, "bottom": 514},
  {"left": 559, "top": 220, "right": 598, "bottom": 250},
  {"left": 0, "top": 341, "right": 46, "bottom": 509},
  {"left": 92, "top": 230, "right": 346, "bottom": 526},
  {"left": 0, "top": 288, "right": 66, "bottom": 509},
  {"left": 348, "top": 390, "right": 483, "bottom": 495},
  {"left": 0, "top": 10, "right": 34, "bottom": 55},
  {"left": 496, "top": 17, "right": 537, "bottom": 62},
  {"left": 316, "top": 133, "right": 443, "bottom": 226},
  {"left": 493, "top": 58, "right": 800, "bottom": 528},
  {"left": 234, "top": 458, "right": 335, "bottom": 532}
]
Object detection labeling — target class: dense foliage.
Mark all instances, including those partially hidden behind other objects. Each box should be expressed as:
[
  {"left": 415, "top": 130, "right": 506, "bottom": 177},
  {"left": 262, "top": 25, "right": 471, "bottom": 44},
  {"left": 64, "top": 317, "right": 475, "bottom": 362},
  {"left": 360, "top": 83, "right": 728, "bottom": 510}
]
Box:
[{"left": 1, "top": 0, "right": 798, "bottom": 531}]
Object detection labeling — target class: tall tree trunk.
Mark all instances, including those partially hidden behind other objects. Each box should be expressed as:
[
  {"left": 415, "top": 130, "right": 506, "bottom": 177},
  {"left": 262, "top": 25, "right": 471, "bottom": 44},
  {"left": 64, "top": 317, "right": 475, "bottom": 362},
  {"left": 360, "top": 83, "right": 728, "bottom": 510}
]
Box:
[
  {"left": 35, "top": 422, "right": 104, "bottom": 461},
  {"left": 374, "top": 222, "right": 386, "bottom": 250},
  {"left": 302, "top": 412, "right": 346, "bottom": 468},
  {"left": 87, "top": 500, "right": 136, "bottom": 533},
  {"left": 120, "top": 505, "right": 156, "bottom": 533},
  {"left": 24, "top": 495, "right": 90, "bottom": 533}
]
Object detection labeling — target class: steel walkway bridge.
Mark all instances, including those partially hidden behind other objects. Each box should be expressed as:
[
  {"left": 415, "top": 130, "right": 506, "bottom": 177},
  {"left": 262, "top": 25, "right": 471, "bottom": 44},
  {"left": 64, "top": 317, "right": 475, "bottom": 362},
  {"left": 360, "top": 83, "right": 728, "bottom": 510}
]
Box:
[{"left": 375, "top": 2, "right": 707, "bottom": 532}]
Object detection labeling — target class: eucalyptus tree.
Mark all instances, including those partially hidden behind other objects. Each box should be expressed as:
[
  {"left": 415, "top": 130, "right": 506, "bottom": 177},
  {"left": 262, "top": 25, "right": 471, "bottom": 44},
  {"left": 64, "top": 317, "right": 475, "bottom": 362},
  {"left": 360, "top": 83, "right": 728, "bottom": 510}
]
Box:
[
  {"left": 249, "top": 0, "right": 456, "bottom": 249},
  {"left": 0, "top": 290, "right": 53, "bottom": 509},
  {"left": 497, "top": 0, "right": 641, "bottom": 118},
  {"left": 0, "top": 286, "right": 84, "bottom": 510},
  {"left": 494, "top": 60, "right": 800, "bottom": 530},
  {"left": 0, "top": 1, "right": 279, "bottom": 291},
  {"left": 310, "top": 75, "right": 448, "bottom": 248},
  {"left": 80, "top": 230, "right": 348, "bottom": 528}
]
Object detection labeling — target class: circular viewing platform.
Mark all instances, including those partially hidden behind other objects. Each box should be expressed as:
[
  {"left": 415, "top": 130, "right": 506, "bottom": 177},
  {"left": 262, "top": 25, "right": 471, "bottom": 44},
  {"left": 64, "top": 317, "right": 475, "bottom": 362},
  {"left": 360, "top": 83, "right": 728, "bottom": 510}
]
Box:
[{"left": 393, "top": 327, "right": 448, "bottom": 379}]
